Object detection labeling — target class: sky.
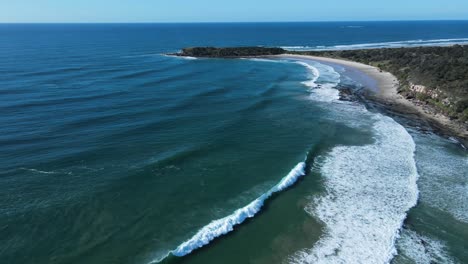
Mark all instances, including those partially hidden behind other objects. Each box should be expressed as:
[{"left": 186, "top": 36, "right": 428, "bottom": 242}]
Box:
[{"left": 0, "top": 0, "right": 467, "bottom": 23}]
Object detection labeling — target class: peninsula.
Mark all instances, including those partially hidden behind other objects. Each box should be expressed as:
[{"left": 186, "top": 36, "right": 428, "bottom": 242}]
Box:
[
  {"left": 172, "top": 45, "right": 468, "bottom": 140},
  {"left": 172, "top": 47, "right": 285, "bottom": 58}
]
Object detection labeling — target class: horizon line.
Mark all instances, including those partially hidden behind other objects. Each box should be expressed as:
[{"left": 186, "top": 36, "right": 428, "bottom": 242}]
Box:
[{"left": 1, "top": 19, "right": 468, "bottom": 24}]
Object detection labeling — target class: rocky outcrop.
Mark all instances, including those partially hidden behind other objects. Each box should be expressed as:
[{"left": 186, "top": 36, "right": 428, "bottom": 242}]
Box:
[{"left": 409, "top": 83, "right": 447, "bottom": 103}]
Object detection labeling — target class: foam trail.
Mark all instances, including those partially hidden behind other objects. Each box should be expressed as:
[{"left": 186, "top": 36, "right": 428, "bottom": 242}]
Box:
[
  {"left": 149, "top": 161, "right": 307, "bottom": 263},
  {"left": 295, "top": 61, "right": 320, "bottom": 88},
  {"left": 412, "top": 133, "right": 468, "bottom": 223},
  {"left": 181, "top": 56, "right": 198, "bottom": 60},
  {"left": 291, "top": 114, "right": 419, "bottom": 264},
  {"left": 282, "top": 38, "right": 468, "bottom": 51},
  {"left": 244, "top": 58, "right": 286, "bottom": 63},
  {"left": 342, "top": 25, "right": 364, "bottom": 28},
  {"left": 163, "top": 54, "right": 198, "bottom": 60},
  {"left": 396, "top": 228, "right": 455, "bottom": 264},
  {"left": 20, "top": 168, "right": 57, "bottom": 174},
  {"left": 296, "top": 61, "right": 341, "bottom": 102}
]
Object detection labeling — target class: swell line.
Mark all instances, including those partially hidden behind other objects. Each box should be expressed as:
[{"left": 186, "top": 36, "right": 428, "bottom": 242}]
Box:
[
  {"left": 149, "top": 159, "right": 308, "bottom": 263},
  {"left": 282, "top": 37, "right": 468, "bottom": 51}
]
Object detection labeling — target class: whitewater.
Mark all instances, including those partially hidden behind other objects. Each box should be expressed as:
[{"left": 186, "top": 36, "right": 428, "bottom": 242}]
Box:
[
  {"left": 287, "top": 60, "right": 420, "bottom": 263},
  {"left": 149, "top": 59, "right": 422, "bottom": 264},
  {"left": 281, "top": 37, "right": 468, "bottom": 51},
  {"left": 3, "top": 21, "right": 468, "bottom": 264},
  {"left": 149, "top": 161, "right": 308, "bottom": 263}
]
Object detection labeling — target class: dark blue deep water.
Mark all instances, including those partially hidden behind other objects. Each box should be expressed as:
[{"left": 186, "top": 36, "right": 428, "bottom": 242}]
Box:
[{"left": 0, "top": 21, "right": 467, "bottom": 264}]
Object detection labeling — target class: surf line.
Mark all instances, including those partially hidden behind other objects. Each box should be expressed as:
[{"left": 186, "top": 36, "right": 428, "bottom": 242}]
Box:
[{"left": 149, "top": 158, "right": 308, "bottom": 263}]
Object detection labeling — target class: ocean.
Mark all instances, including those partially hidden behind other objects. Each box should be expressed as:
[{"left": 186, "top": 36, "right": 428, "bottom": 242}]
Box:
[{"left": 0, "top": 21, "right": 467, "bottom": 264}]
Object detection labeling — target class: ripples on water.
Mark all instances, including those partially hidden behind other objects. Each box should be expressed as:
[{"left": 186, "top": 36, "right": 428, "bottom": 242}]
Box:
[{"left": 0, "top": 22, "right": 467, "bottom": 264}]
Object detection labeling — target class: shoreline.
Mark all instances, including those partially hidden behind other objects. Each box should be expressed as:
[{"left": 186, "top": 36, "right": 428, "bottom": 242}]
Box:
[{"left": 275, "top": 54, "right": 468, "bottom": 144}]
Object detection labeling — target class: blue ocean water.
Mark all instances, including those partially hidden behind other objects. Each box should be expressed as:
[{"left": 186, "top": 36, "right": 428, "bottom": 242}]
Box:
[{"left": 0, "top": 21, "right": 467, "bottom": 264}]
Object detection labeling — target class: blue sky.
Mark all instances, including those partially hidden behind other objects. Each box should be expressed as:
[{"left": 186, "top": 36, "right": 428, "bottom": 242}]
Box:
[{"left": 1, "top": 0, "right": 467, "bottom": 23}]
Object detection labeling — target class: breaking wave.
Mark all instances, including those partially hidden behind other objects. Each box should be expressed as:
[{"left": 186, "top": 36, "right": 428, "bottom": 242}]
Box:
[
  {"left": 296, "top": 61, "right": 341, "bottom": 102},
  {"left": 291, "top": 113, "right": 419, "bottom": 263},
  {"left": 396, "top": 228, "right": 455, "bottom": 264},
  {"left": 149, "top": 161, "right": 307, "bottom": 263},
  {"left": 150, "top": 56, "right": 421, "bottom": 264},
  {"left": 282, "top": 38, "right": 468, "bottom": 51}
]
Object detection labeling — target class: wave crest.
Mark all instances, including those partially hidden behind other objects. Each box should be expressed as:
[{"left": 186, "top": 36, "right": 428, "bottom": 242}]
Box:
[
  {"left": 282, "top": 38, "right": 468, "bottom": 51},
  {"left": 296, "top": 61, "right": 341, "bottom": 102},
  {"left": 150, "top": 161, "right": 307, "bottom": 263},
  {"left": 291, "top": 114, "right": 419, "bottom": 263}
]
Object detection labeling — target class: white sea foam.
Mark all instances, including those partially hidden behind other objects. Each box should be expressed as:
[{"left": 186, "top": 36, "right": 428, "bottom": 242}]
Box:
[
  {"left": 342, "top": 25, "right": 364, "bottom": 28},
  {"left": 282, "top": 38, "right": 468, "bottom": 51},
  {"left": 296, "top": 61, "right": 341, "bottom": 102},
  {"left": 162, "top": 54, "right": 199, "bottom": 60},
  {"left": 172, "top": 195, "right": 266, "bottom": 256},
  {"left": 396, "top": 229, "right": 455, "bottom": 264},
  {"left": 149, "top": 162, "right": 306, "bottom": 263},
  {"left": 291, "top": 114, "right": 419, "bottom": 264},
  {"left": 282, "top": 46, "right": 310, "bottom": 50},
  {"left": 20, "top": 168, "right": 58, "bottom": 174},
  {"left": 181, "top": 56, "right": 198, "bottom": 60},
  {"left": 448, "top": 136, "right": 466, "bottom": 149},
  {"left": 296, "top": 61, "right": 320, "bottom": 88},
  {"left": 412, "top": 134, "right": 468, "bottom": 223},
  {"left": 247, "top": 57, "right": 341, "bottom": 102},
  {"left": 245, "top": 58, "right": 283, "bottom": 63}
]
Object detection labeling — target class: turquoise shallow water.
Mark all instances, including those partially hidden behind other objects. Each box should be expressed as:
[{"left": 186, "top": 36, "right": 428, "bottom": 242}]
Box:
[{"left": 0, "top": 22, "right": 467, "bottom": 264}]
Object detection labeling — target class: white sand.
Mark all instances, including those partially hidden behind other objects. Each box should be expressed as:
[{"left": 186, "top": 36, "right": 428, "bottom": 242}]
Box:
[{"left": 275, "top": 54, "right": 467, "bottom": 140}]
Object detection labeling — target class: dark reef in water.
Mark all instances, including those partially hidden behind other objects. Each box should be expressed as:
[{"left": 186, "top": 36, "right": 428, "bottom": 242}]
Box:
[{"left": 171, "top": 47, "right": 286, "bottom": 58}]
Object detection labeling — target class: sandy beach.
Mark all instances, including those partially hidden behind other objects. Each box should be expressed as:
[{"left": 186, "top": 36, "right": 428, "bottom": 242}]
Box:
[{"left": 277, "top": 54, "right": 468, "bottom": 142}]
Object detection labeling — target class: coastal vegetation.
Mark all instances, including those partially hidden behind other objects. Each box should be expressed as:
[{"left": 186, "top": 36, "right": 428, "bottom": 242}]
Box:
[
  {"left": 174, "top": 45, "right": 468, "bottom": 124},
  {"left": 295, "top": 45, "right": 468, "bottom": 122},
  {"left": 174, "top": 47, "right": 285, "bottom": 57}
]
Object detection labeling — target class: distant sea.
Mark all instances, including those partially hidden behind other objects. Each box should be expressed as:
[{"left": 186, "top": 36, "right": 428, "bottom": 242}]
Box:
[{"left": 0, "top": 21, "right": 467, "bottom": 264}]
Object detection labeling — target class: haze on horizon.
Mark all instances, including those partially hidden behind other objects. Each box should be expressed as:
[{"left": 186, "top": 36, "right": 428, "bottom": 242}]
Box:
[{"left": 0, "top": 0, "right": 467, "bottom": 23}]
